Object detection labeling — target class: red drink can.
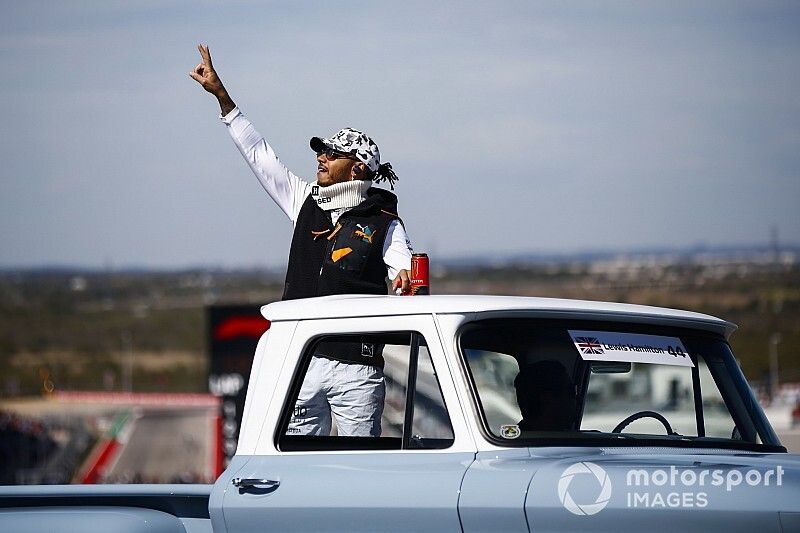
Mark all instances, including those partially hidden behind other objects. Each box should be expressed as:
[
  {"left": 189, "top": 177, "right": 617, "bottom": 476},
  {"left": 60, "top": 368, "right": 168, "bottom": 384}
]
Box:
[{"left": 409, "top": 253, "right": 430, "bottom": 295}]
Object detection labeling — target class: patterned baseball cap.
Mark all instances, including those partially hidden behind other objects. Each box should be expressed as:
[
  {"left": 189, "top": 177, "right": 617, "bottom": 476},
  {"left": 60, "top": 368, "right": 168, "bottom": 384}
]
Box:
[
  {"left": 310, "top": 127, "right": 381, "bottom": 173},
  {"left": 310, "top": 128, "right": 399, "bottom": 188}
]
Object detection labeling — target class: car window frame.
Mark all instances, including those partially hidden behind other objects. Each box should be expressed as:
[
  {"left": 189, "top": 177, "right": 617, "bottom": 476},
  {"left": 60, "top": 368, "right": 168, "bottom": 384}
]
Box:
[
  {"left": 275, "top": 330, "right": 455, "bottom": 452},
  {"left": 457, "top": 317, "right": 787, "bottom": 453}
]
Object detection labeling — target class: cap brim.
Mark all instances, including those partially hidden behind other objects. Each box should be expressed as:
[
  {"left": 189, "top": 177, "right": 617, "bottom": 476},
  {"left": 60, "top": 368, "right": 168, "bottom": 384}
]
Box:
[{"left": 309, "top": 136, "right": 329, "bottom": 153}]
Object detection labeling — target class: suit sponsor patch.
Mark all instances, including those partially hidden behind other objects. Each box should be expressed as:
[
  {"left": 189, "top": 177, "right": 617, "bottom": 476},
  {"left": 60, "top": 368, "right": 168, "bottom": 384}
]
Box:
[
  {"left": 331, "top": 247, "right": 353, "bottom": 263},
  {"left": 353, "top": 224, "right": 376, "bottom": 244},
  {"left": 361, "top": 343, "right": 374, "bottom": 358}
]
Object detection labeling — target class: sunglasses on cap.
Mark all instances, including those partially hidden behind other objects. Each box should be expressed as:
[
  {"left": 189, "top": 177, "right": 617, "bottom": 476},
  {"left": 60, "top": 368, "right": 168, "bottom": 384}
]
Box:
[{"left": 316, "top": 147, "right": 357, "bottom": 161}]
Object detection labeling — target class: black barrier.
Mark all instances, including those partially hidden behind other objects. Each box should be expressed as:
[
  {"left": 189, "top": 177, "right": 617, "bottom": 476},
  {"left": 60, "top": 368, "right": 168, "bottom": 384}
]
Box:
[{"left": 207, "top": 304, "right": 270, "bottom": 470}]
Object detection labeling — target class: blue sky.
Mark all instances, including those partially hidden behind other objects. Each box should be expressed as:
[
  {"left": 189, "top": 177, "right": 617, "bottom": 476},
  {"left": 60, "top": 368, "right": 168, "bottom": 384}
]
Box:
[{"left": 2, "top": 1, "right": 798, "bottom": 268}]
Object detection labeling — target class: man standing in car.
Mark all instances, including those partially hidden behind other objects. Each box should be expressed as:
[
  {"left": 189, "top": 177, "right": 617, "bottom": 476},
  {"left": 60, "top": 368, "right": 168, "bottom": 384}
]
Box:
[{"left": 190, "top": 44, "right": 411, "bottom": 437}]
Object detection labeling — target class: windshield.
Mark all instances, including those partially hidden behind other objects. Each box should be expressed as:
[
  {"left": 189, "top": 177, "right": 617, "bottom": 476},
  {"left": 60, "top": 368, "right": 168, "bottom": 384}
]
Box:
[{"left": 459, "top": 318, "right": 782, "bottom": 451}]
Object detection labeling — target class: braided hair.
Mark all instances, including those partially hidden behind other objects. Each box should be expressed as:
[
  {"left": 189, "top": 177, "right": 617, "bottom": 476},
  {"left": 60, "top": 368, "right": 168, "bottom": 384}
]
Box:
[{"left": 373, "top": 162, "right": 399, "bottom": 190}]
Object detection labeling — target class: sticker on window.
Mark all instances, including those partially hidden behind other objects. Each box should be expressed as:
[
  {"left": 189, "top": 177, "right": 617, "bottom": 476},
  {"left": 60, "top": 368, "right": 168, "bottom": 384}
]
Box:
[{"left": 568, "top": 330, "right": 694, "bottom": 367}]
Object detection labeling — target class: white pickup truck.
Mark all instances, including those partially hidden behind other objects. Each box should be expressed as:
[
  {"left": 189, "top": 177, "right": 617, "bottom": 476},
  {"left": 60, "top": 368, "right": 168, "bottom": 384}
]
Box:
[{"left": 1, "top": 294, "right": 799, "bottom": 532}]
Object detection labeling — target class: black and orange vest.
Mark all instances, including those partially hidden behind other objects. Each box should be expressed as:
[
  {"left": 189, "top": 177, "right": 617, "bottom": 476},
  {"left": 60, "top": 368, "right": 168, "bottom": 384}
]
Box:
[{"left": 282, "top": 187, "right": 401, "bottom": 301}]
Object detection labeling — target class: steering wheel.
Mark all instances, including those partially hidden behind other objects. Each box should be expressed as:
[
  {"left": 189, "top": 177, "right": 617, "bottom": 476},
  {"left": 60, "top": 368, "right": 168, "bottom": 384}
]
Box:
[{"left": 612, "top": 410, "right": 676, "bottom": 435}]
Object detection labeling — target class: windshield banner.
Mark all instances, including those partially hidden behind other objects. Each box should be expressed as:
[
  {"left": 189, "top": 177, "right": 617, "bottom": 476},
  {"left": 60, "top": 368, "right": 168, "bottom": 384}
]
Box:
[{"left": 568, "top": 330, "right": 694, "bottom": 367}]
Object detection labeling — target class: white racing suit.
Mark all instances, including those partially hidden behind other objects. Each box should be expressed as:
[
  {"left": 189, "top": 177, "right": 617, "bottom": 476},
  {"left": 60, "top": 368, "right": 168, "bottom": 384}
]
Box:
[{"left": 288, "top": 356, "right": 385, "bottom": 437}]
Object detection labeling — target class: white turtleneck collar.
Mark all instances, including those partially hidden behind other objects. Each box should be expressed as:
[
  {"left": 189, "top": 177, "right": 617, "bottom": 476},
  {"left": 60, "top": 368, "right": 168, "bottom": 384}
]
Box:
[{"left": 312, "top": 179, "right": 371, "bottom": 212}]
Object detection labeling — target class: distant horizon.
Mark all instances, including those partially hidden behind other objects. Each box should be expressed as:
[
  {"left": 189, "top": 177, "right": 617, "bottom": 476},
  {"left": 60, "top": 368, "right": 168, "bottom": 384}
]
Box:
[{"left": 2, "top": 240, "right": 797, "bottom": 273}]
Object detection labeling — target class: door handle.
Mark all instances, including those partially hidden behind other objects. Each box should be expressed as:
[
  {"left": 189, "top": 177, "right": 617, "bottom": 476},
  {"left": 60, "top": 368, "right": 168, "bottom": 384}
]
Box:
[{"left": 232, "top": 477, "right": 280, "bottom": 489}]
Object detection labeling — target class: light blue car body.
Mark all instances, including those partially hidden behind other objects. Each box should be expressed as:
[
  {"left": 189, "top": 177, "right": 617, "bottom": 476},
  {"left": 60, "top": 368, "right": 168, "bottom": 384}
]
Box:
[{"left": 1, "top": 295, "right": 798, "bottom": 532}]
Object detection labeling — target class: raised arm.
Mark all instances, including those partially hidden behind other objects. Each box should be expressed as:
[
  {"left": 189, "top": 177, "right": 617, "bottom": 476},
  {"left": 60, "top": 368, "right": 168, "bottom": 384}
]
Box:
[
  {"left": 189, "top": 44, "right": 310, "bottom": 222},
  {"left": 189, "top": 44, "right": 236, "bottom": 116}
]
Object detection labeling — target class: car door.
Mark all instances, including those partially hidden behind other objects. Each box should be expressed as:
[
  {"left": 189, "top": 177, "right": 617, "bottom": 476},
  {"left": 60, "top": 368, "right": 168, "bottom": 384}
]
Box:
[{"left": 218, "top": 315, "right": 475, "bottom": 533}]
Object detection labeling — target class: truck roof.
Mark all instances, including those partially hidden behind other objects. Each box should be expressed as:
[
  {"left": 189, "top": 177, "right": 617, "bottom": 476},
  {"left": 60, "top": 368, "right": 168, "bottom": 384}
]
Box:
[{"left": 261, "top": 294, "right": 736, "bottom": 338}]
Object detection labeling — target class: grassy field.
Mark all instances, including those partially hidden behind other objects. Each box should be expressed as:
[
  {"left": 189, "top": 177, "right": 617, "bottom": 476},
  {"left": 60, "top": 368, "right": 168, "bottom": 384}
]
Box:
[
  {"left": 0, "top": 261, "right": 797, "bottom": 397},
  {"left": 436, "top": 261, "right": 800, "bottom": 385}
]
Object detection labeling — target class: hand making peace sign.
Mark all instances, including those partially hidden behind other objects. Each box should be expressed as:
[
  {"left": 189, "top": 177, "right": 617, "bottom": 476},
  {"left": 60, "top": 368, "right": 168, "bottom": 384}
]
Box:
[{"left": 190, "top": 44, "right": 236, "bottom": 115}]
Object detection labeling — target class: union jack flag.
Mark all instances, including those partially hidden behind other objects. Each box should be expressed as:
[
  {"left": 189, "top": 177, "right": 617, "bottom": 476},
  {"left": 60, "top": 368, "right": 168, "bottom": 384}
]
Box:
[{"left": 575, "top": 337, "right": 604, "bottom": 354}]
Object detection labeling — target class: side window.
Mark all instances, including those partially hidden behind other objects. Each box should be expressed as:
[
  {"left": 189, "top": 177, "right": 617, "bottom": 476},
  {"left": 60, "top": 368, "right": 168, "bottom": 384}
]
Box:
[
  {"left": 409, "top": 344, "right": 455, "bottom": 447},
  {"left": 463, "top": 349, "right": 521, "bottom": 432},
  {"left": 697, "top": 360, "right": 737, "bottom": 439},
  {"left": 279, "top": 331, "right": 454, "bottom": 451}
]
